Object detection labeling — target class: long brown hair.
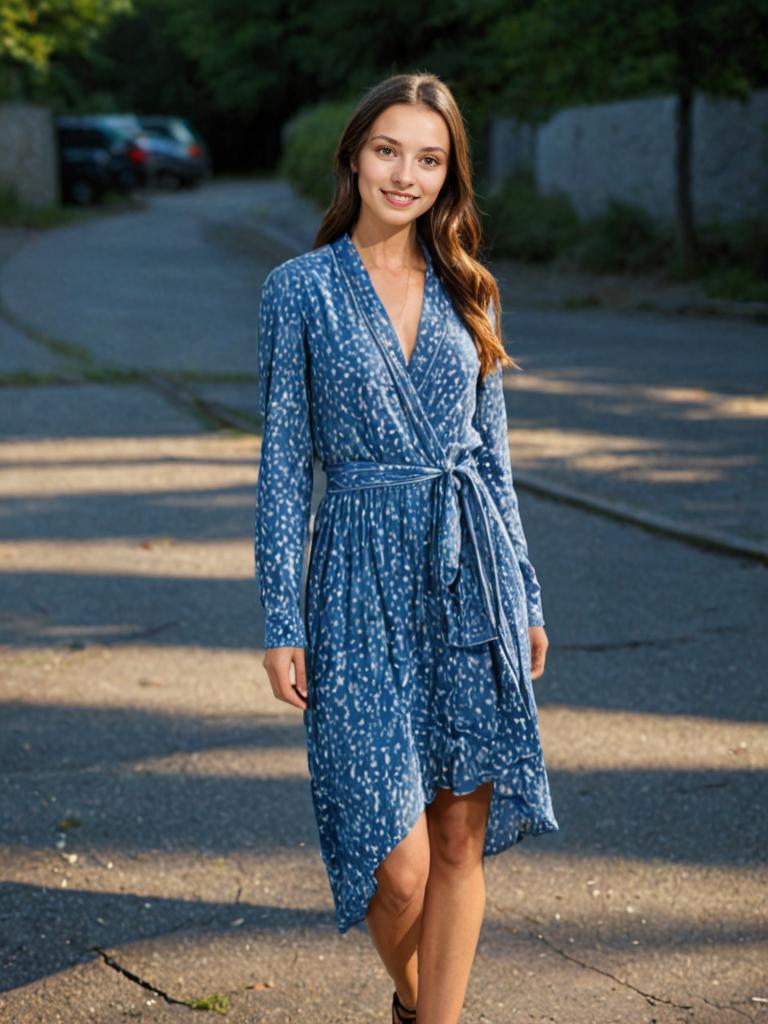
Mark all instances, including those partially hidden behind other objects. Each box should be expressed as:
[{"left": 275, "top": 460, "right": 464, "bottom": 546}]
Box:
[{"left": 313, "top": 70, "right": 520, "bottom": 378}]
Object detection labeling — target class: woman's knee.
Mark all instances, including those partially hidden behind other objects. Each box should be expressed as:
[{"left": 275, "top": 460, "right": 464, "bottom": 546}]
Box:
[
  {"left": 375, "top": 860, "right": 429, "bottom": 913},
  {"left": 427, "top": 785, "right": 492, "bottom": 870},
  {"left": 374, "top": 826, "right": 430, "bottom": 914},
  {"left": 429, "top": 823, "right": 484, "bottom": 870}
]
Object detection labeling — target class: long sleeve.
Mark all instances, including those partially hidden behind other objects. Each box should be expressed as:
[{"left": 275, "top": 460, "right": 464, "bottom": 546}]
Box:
[
  {"left": 254, "top": 264, "right": 314, "bottom": 648},
  {"left": 473, "top": 354, "right": 545, "bottom": 629}
]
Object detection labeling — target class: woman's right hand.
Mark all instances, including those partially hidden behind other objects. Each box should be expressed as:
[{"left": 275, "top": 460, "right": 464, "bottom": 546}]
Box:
[{"left": 263, "top": 647, "right": 309, "bottom": 710}]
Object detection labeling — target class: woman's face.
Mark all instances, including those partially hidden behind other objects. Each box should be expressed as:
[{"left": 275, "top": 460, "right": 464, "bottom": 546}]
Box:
[{"left": 351, "top": 102, "right": 450, "bottom": 228}]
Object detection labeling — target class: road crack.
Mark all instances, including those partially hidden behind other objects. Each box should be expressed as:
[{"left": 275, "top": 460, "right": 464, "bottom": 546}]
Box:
[
  {"left": 531, "top": 929, "right": 694, "bottom": 1009},
  {"left": 92, "top": 945, "right": 230, "bottom": 1012}
]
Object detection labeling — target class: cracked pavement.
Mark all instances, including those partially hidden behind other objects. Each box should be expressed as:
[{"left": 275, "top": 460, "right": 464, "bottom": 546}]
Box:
[{"left": 0, "top": 179, "right": 766, "bottom": 1023}]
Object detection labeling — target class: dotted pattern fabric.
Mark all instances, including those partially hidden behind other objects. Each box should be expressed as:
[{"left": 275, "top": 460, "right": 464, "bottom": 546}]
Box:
[{"left": 254, "top": 229, "right": 559, "bottom": 934}]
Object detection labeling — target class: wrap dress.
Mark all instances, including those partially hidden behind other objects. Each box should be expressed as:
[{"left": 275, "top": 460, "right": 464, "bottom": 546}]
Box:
[{"left": 254, "top": 228, "right": 559, "bottom": 935}]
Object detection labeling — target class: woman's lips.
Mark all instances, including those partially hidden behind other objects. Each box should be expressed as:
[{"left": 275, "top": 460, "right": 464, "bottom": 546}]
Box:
[{"left": 381, "top": 189, "right": 418, "bottom": 206}]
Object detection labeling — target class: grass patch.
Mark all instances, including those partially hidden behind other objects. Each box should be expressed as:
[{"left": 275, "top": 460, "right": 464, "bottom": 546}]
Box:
[
  {"left": 186, "top": 992, "right": 230, "bottom": 1013},
  {"left": 0, "top": 181, "right": 147, "bottom": 229},
  {"left": 0, "top": 182, "right": 80, "bottom": 229}
]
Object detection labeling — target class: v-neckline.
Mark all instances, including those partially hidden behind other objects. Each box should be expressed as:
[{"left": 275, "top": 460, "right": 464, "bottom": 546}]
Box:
[{"left": 343, "top": 230, "right": 432, "bottom": 372}]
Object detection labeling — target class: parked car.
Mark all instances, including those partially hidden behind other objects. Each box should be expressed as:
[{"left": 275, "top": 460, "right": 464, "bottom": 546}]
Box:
[
  {"left": 136, "top": 116, "right": 212, "bottom": 188},
  {"left": 56, "top": 114, "right": 156, "bottom": 205}
]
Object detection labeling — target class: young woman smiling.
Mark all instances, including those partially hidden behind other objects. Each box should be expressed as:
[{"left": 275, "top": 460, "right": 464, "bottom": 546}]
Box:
[{"left": 255, "top": 71, "right": 558, "bottom": 1023}]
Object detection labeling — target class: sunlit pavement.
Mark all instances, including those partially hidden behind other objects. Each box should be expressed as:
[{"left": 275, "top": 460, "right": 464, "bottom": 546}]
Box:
[{"left": 0, "top": 180, "right": 765, "bottom": 1022}]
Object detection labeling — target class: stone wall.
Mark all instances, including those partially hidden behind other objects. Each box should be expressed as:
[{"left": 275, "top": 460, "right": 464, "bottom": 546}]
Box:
[
  {"left": 0, "top": 102, "right": 59, "bottom": 206},
  {"left": 489, "top": 89, "right": 768, "bottom": 224}
]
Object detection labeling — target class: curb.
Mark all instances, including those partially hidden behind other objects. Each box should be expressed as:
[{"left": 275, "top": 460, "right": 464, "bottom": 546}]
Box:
[
  {"left": 516, "top": 470, "right": 768, "bottom": 565},
  {"left": 253, "top": 219, "right": 767, "bottom": 566}
]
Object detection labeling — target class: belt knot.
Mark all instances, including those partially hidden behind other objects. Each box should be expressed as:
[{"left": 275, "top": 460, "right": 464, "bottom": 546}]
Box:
[{"left": 322, "top": 454, "right": 533, "bottom": 721}]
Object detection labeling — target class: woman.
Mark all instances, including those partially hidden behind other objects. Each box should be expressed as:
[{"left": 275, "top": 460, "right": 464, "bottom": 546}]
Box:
[{"left": 254, "top": 71, "right": 559, "bottom": 1024}]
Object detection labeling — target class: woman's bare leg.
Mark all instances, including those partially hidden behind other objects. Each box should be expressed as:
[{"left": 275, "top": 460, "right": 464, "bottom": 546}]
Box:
[
  {"left": 365, "top": 810, "right": 431, "bottom": 1010},
  {"left": 416, "top": 781, "right": 493, "bottom": 1024}
]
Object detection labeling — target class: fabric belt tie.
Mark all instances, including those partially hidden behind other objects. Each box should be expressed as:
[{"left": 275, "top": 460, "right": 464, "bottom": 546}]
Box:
[{"left": 323, "top": 455, "right": 533, "bottom": 722}]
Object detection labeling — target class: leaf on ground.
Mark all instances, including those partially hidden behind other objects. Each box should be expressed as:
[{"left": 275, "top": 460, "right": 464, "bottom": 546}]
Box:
[
  {"left": 186, "top": 992, "right": 230, "bottom": 1013},
  {"left": 56, "top": 817, "right": 81, "bottom": 831}
]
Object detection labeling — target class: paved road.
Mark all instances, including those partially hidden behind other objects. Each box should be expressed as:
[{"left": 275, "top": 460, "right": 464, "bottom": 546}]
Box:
[{"left": 0, "top": 179, "right": 765, "bottom": 1023}]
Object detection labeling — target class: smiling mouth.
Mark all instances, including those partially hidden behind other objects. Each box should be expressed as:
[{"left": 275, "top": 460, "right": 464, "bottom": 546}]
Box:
[{"left": 381, "top": 189, "right": 418, "bottom": 204}]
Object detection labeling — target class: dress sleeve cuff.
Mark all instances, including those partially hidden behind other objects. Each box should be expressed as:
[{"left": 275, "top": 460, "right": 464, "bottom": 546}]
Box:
[
  {"left": 527, "top": 607, "right": 545, "bottom": 628},
  {"left": 263, "top": 606, "right": 307, "bottom": 649}
]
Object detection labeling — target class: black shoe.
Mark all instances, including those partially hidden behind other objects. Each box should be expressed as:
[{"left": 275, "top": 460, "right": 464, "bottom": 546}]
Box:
[{"left": 392, "top": 989, "right": 417, "bottom": 1023}]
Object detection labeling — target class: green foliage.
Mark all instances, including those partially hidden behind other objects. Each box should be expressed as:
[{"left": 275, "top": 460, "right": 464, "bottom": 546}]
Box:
[
  {"left": 46, "top": 0, "right": 199, "bottom": 115},
  {"left": 697, "top": 217, "right": 768, "bottom": 300},
  {"left": 185, "top": 991, "right": 230, "bottom": 1013},
  {"left": 697, "top": 216, "right": 768, "bottom": 273},
  {"left": 483, "top": 172, "right": 582, "bottom": 262},
  {"left": 279, "top": 100, "right": 356, "bottom": 207},
  {"left": 702, "top": 267, "right": 768, "bottom": 302},
  {"left": 483, "top": 174, "right": 768, "bottom": 300},
  {"left": 493, "top": 0, "right": 768, "bottom": 119},
  {"left": 572, "top": 199, "right": 674, "bottom": 273},
  {"left": 0, "top": 0, "right": 133, "bottom": 98},
  {"left": 0, "top": 182, "right": 80, "bottom": 228}
]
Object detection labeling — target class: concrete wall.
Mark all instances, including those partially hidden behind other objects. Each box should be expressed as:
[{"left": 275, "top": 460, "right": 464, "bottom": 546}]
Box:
[
  {"left": 486, "top": 117, "right": 536, "bottom": 191},
  {"left": 0, "top": 102, "right": 59, "bottom": 206},
  {"left": 490, "top": 89, "right": 768, "bottom": 225}
]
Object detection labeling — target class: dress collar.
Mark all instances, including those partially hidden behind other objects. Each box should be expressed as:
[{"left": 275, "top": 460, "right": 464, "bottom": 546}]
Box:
[{"left": 331, "top": 229, "right": 444, "bottom": 378}]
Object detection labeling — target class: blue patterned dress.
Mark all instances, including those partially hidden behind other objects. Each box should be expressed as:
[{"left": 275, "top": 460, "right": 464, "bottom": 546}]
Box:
[{"left": 254, "top": 229, "right": 559, "bottom": 935}]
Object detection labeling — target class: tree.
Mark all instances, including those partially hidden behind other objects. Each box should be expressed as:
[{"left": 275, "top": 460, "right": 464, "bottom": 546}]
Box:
[
  {"left": 0, "top": 0, "right": 133, "bottom": 98},
  {"left": 491, "top": 0, "right": 768, "bottom": 273}
]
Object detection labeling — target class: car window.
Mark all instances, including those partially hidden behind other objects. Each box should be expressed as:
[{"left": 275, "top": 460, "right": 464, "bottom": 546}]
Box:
[
  {"left": 59, "top": 129, "right": 106, "bottom": 148},
  {"left": 140, "top": 119, "right": 196, "bottom": 145}
]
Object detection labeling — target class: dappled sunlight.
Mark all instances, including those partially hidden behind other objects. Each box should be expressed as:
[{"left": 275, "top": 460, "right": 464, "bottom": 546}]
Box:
[
  {"left": 0, "top": 433, "right": 259, "bottom": 497},
  {"left": 540, "top": 704, "right": 767, "bottom": 772},
  {"left": 0, "top": 849, "right": 762, "bottom": 943},
  {"left": 123, "top": 744, "right": 309, "bottom": 777},
  {"left": 506, "top": 425, "right": 754, "bottom": 484},
  {"left": 0, "top": 645, "right": 277, "bottom": 713},
  {"left": 0, "top": 433, "right": 258, "bottom": 463},
  {"left": 0, "top": 539, "right": 249, "bottom": 577},
  {"left": 504, "top": 371, "right": 768, "bottom": 420}
]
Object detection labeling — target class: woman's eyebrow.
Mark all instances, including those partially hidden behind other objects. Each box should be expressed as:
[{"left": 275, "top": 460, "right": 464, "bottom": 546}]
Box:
[{"left": 370, "top": 133, "right": 448, "bottom": 156}]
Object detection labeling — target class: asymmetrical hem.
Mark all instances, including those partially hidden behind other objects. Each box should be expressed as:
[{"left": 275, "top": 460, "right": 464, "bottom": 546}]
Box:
[
  {"left": 254, "top": 228, "right": 560, "bottom": 935},
  {"left": 333, "top": 753, "right": 560, "bottom": 935}
]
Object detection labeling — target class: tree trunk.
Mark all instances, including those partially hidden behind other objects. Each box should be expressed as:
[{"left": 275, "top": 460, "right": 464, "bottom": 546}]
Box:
[{"left": 675, "top": 88, "right": 699, "bottom": 275}]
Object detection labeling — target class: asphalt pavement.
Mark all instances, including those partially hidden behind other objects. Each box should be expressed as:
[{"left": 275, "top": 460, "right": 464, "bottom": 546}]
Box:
[{"left": 0, "top": 178, "right": 766, "bottom": 1023}]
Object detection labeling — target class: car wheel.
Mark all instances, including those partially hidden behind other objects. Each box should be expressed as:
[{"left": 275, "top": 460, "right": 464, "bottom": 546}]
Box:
[
  {"left": 69, "top": 179, "right": 97, "bottom": 205},
  {"left": 156, "top": 170, "right": 183, "bottom": 191},
  {"left": 115, "top": 169, "right": 139, "bottom": 190}
]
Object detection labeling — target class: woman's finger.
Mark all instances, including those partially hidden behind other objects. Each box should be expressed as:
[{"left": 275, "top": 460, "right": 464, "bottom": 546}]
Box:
[
  {"left": 264, "top": 647, "right": 309, "bottom": 710},
  {"left": 529, "top": 626, "right": 548, "bottom": 680}
]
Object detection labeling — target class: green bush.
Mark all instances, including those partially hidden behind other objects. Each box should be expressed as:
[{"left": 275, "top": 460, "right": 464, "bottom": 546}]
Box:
[
  {"left": 482, "top": 172, "right": 582, "bottom": 262},
  {"left": 279, "top": 100, "right": 356, "bottom": 207},
  {"left": 0, "top": 182, "right": 79, "bottom": 229},
  {"left": 572, "top": 199, "right": 674, "bottom": 273},
  {"left": 702, "top": 267, "right": 768, "bottom": 302},
  {"left": 697, "top": 217, "right": 768, "bottom": 288}
]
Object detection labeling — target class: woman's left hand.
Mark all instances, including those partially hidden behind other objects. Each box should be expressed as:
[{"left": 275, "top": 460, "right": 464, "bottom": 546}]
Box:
[{"left": 529, "top": 625, "right": 549, "bottom": 680}]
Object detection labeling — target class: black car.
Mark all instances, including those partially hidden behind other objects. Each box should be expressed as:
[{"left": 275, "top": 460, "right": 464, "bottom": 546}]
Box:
[
  {"left": 136, "top": 115, "right": 212, "bottom": 188},
  {"left": 56, "top": 115, "right": 155, "bottom": 205}
]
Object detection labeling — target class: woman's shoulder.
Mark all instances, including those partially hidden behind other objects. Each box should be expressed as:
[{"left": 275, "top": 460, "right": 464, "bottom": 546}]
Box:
[{"left": 262, "top": 243, "right": 335, "bottom": 296}]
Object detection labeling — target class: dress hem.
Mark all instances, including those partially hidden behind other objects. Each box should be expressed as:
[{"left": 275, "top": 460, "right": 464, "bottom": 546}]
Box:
[{"left": 332, "top": 774, "right": 560, "bottom": 936}]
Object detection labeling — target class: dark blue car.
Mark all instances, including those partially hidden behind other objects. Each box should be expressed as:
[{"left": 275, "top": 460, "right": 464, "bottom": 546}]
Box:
[{"left": 56, "top": 115, "right": 153, "bottom": 205}]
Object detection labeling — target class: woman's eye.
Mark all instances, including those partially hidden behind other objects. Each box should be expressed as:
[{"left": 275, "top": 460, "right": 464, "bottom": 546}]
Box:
[{"left": 374, "top": 146, "right": 440, "bottom": 168}]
